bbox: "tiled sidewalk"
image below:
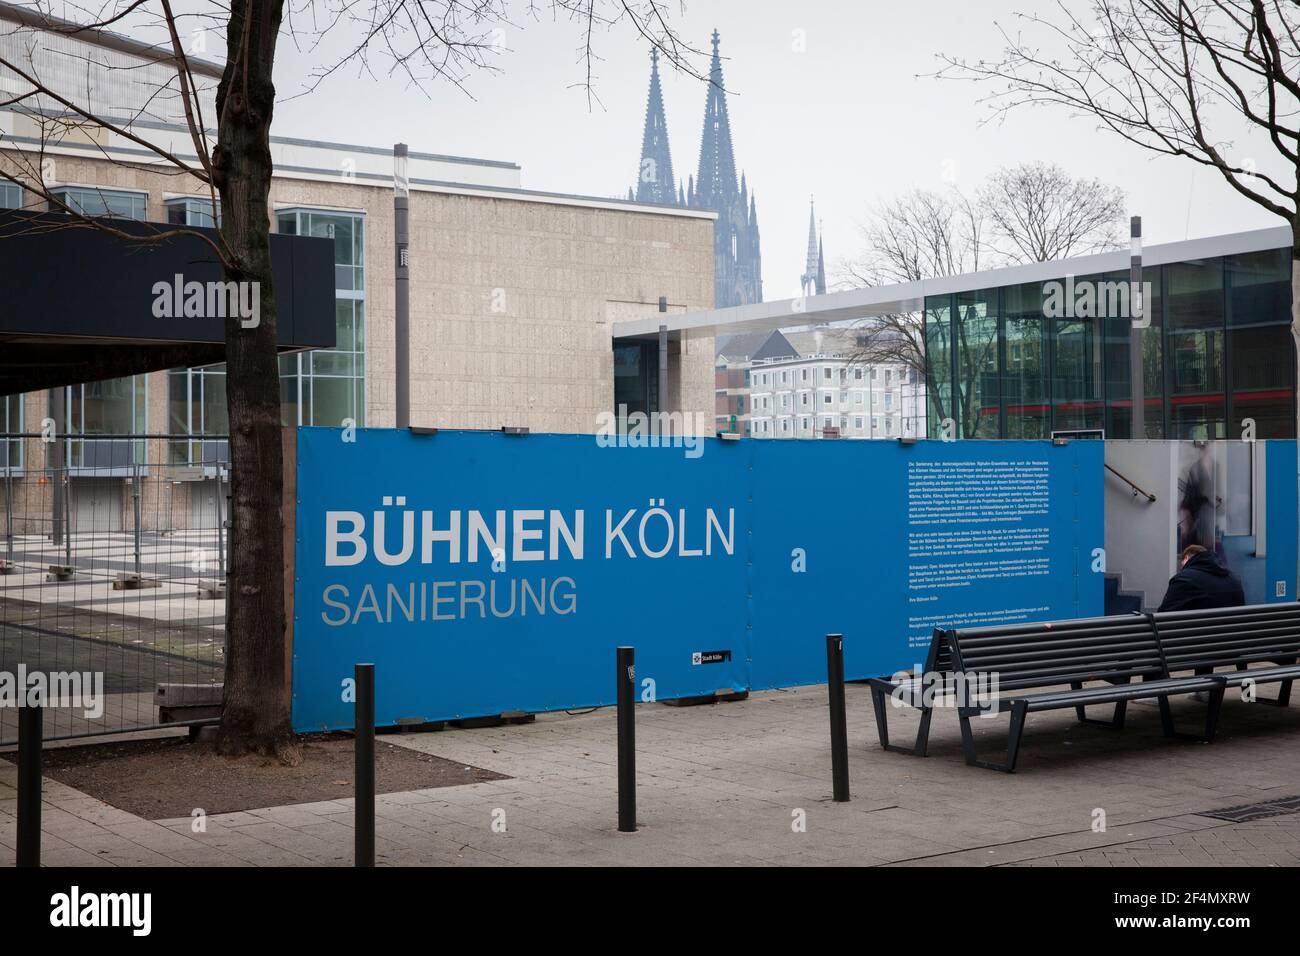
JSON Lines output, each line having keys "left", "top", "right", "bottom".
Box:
{"left": 3, "top": 682, "right": 1300, "bottom": 866}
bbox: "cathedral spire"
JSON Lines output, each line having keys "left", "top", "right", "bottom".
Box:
{"left": 801, "top": 199, "right": 825, "bottom": 297}
{"left": 634, "top": 48, "right": 677, "bottom": 204}
{"left": 817, "top": 232, "right": 827, "bottom": 295}
{"left": 695, "top": 30, "right": 739, "bottom": 210}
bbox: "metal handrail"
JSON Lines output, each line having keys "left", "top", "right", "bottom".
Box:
{"left": 1105, "top": 463, "right": 1157, "bottom": 502}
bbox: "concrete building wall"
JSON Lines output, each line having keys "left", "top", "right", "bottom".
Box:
{"left": 0, "top": 150, "right": 716, "bottom": 437}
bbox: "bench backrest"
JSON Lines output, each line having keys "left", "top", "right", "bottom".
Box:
{"left": 1152, "top": 602, "right": 1300, "bottom": 672}
{"left": 925, "top": 628, "right": 955, "bottom": 675}
{"left": 947, "top": 613, "right": 1165, "bottom": 691}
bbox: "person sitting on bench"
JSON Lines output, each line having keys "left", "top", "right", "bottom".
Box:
{"left": 1158, "top": 545, "right": 1245, "bottom": 612}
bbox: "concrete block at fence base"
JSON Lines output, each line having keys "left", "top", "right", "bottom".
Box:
{"left": 661, "top": 688, "right": 750, "bottom": 707}
{"left": 383, "top": 718, "right": 447, "bottom": 734}
{"left": 156, "top": 683, "right": 224, "bottom": 707}
{"left": 156, "top": 683, "right": 224, "bottom": 726}
{"left": 0, "top": 559, "right": 13, "bottom": 575}
{"left": 197, "top": 579, "right": 226, "bottom": 600}
{"left": 45, "top": 564, "right": 74, "bottom": 581}
{"left": 449, "top": 711, "right": 538, "bottom": 729}
{"left": 113, "top": 572, "right": 161, "bottom": 590}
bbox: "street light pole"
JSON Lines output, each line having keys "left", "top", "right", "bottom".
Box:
{"left": 1130, "top": 215, "right": 1145, "bottom": 438}
{"left": 394, "top": 143, "right": 411, "bottom": 430}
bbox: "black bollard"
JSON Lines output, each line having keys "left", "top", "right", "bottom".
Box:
{"left": 616, "top": 645, "right": 636, "bottom": 832}
{"left": 354, "top": 663, "right": 375, "bottom": 867}
{"left": 17, "top": 703, "right": 42, "bottom": 867}
{"left": 826, "top": 634, "right": 850, "bottom": 802}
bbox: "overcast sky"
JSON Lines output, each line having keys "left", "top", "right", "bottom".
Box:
{"left": 201, "top": 1, "right": 1297, "bottom": 300}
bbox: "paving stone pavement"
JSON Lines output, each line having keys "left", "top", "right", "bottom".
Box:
{"left": 3, "top": 682, "right": 1300, "bottom": 866}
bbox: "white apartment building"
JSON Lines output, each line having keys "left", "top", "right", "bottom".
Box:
{"left": 748, "top": 353, "right": 925, "bottom": 440}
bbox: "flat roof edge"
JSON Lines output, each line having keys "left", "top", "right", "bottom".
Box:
{"left": 615, "top": 224, "right": 1293, "bottom": 339}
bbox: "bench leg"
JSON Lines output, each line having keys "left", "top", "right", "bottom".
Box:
{"left": 1256, "top": 680, "right": 1293, "bottom": 707}
{"left": 1071, "top": 681, "right": 1128, "bottom": 729}
{"left": 1250, "top": 659, "right": 1295, "bottom": 706}
{"left": 958, "top": 701, "right": 1027, "bottom": 773}
{"left": 869, "top": 684, "right": 934, "bottom": 756}
{"left": 1158, "top": 687, "right": 1225, "bottom": 742}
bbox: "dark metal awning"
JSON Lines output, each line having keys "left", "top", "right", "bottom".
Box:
{"left": 0, "top": 209, "right": 336, "bottom": 394}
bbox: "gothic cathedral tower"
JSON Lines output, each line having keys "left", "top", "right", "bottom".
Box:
{"left": 630, "top": 32, "right": 763, "bottom": 308}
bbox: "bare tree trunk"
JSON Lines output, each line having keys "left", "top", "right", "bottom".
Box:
{"left": 213, "top": 0, "right": 296, "bottom": 761}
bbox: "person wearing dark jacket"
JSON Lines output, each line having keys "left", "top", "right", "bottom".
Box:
{"left": 1157, "top": 545, "right": 1246, "bottom": 612}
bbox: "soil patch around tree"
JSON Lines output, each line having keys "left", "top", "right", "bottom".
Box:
{"left": 3, "top": 733, "right": 508, "bottom": 819}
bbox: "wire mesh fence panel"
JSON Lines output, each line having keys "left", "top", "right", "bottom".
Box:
{"left": 0, "top": 434, "right": 228, "bottom": 744}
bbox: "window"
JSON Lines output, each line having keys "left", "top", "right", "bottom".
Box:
{"left": 823, "top": 368, "right": 832, "bottom": 380}
{"left": 854, "top": 417, "right": 863, "bottom": 430}
{"left": 276, "top": 209, "right": 367, "bottom": 427}
{"left": 957, "top": 290, "right": 1000, "bottom": 438}
{"left": 884, "top": 392, "right": 894, "bottom": 410}
{"left": 1002, "top": 283, "right": 1050, "bottom": 439}
{"left": 801, "top": 369, "right": 809, "bottom": 382}
{"left": 50, "top": 186, "right": 146, "bottom": 220}
{"left": 1166, "top": 259, "right": 1226, "bottom": 439}
{"left": 64, "top": 376, "right": 147, "bottom": 468}
{"left": 855, "top": 368, "right": 863, "bottom": 380}
{"left": 1227, "top": 249, "right": 1293, "bottom": 439}
{"left": 3, "top": 394, "right": 22, "bottom": 468}
{"left": 0, "top": 181, "right": 21, "bottom": 209}
{"left": 166, "top": 197, "right": 219, "bottom": 227}
{"left": 168, "top": 366, "right": 229, "bottom": 464}
{"left": 823, "top": 394, "right": 832, "bottom": 405}
{"left": 885, "top": 418, "right": 894, "bottom": 435}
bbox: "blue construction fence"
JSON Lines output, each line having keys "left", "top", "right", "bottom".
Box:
{"left": 287, "top": 429, "right": 1232, "bottom": 731}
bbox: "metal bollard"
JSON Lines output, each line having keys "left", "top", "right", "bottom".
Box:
{"left": 354, "top": 663, "right": 375, "bottom": 867}
{"left": 17, "top": 703, "right": 42, "bottom": 867}
{"left": 616, "top": 646, "right": 636, "bottom": 833}
{"left": 826, "top": 633, "right": 850, "bottom": 803}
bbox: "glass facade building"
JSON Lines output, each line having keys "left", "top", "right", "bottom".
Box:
{"left": 924, "top": 248, "right": 1295, "bottom": 440}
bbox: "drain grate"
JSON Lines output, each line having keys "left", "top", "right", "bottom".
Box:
{"left": 1198, "top": 794, "right": 1300, "bottom": 823}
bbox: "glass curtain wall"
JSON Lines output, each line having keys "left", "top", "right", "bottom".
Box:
{"left": 922, "top": 252, "right": 1294, "bottom": 438}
